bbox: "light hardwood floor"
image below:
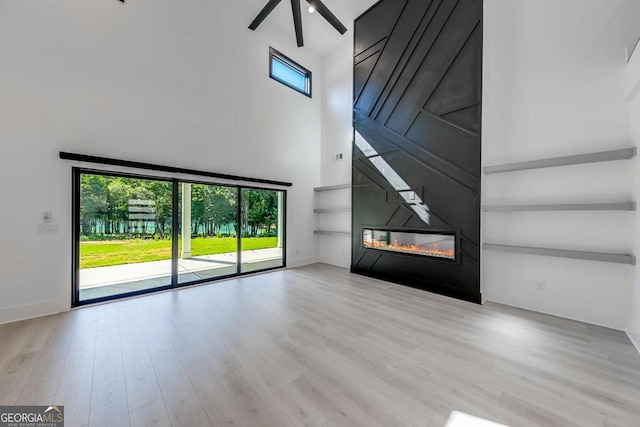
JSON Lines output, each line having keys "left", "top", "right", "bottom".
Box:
{"left": 1, "top": 263, "right": 640, "bottom": 427}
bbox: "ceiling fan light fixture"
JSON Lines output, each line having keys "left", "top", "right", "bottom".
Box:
{"left": 249, "top": 0, "right": 347, "bottom": 47}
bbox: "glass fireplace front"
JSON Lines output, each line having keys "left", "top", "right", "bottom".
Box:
{"left": 363, "top": 228, "right": 456, "bottom": 261}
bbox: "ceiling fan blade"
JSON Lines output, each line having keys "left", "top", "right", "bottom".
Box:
{"left": 306, "top": 0, "right": 347, "bottom": 35}
{"left": 249, "top": 0, "right": 283, "bottom": 31}
{"left": 291, "top": 0, "right": 304, "bottom": 47}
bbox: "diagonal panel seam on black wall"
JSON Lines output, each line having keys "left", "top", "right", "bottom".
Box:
{"left": 413, "top": 21, "right": 482, "bottom": 135}
{"left": 440, "top": 104, "right": 480, "bottom": 131}
{"left": 425, "top": 23, "right": 482, "bottom": 118}
{"left": 420, "top": 108, "right": 479, "bottom": 137}
{"left": 440, "top": 101, "right": 480, "bottom": 117}
{"left": 356, "top": 112, "right": 480, "bottom": 189}
{"left": 383, "top": 0, "right": 482, "bottom": 134}
{"left": 388, "top": 5, "right": 482, "bottom": 135}
{"left": 355, "top": 36, "right": 388, "bottom": 62}
{"left": 421, "top": 20, "right": 481, "bottom": 112}
{"left": 369, "top": 0, "right": 443, "bottom": 119}
{"left": 373, "top": 0, "right": 461, "bottom": 124}
{"left": 355, "top": 0, "right": 407, "bottom": 56}
{"left": 355, "top": 51, "right": 382, "bottom": 104}
{"left": 354, "top": 0, "right": 409, "bottom": 107}
{"left": 405, "top": 110, "right": 480, "bottom": 176}
{"left": 355, "top": 0, "right": 434, "bottom": 112}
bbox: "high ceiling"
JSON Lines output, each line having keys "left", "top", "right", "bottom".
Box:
{"left": 241, "top": 0, "right": 379, "bottom": 55}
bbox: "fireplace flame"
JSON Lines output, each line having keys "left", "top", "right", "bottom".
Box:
{"left": 364, "top": 239, "right": 455, "bottom": 259}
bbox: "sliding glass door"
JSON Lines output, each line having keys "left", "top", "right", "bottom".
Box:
{"left": 77, "top": 173, "right": 174, "bottom": 302}
{"left": 177, "top": 183, "right": 238, "bottom": 283}
{"left": 73, "top": 170, "right": 286, "bottom": 306}
{"left": 240, "top": 188, "right": 285, "bottom": 273}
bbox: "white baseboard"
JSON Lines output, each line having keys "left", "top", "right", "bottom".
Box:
{"left": 287, "top": 256, "right": 318, "bottom": 268}
{"left": 0, "top": 260, "right": 316, "bottom": 325}
{"left": 0, "top": 299, "right": 66, "bottom": 325}
{"left": 485, "top": 290, "right": 626, "bottom": 331}
{"left": 628, "top": 319, "right": 640, "bottom": 355}
{"left": 318, "top": 256, "right": 350, "bottom": 269}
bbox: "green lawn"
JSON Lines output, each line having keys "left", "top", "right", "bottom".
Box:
{"left": 80, "top": 237, "right": 278, "bottom": 269}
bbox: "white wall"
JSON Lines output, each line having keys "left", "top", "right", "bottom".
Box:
{"left": 317, "top": 38, "right": 353, "bottom": 268}
{"left": 320, "top": 38, "right": 354, "bottom": 187}
{"left": 629, "top": 35, "right": 640, "bottom": 349}
{"left": 483, "top": 0, "right": 640, "bottom": 330}
{"left": 0, "top": 0, "right": 322, "bottom": 323}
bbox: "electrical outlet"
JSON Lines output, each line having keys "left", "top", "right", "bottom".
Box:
{"left": 536, "top": 280, "right": 546, "bottom": 290}
{"left": 335, "top": 153, "right": 344, "bottom": 161}
{"left": 38, "top": 224, "right": 59, "bottom": 234}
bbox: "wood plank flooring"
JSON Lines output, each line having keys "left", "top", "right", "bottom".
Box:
{"left": 1, "top": 263, "right": 639, "bottom": 427}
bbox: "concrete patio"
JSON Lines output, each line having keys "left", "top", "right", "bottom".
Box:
{"left": 79, "top": 247, "right": 283, "bottom": 300}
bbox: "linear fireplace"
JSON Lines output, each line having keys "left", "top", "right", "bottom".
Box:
{"left": 363, "top": 228, "right": 457, "bottom": 262}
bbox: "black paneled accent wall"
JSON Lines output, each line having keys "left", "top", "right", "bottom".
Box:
{"left": 352, "top": 0, "right": 482, "bottom": 303}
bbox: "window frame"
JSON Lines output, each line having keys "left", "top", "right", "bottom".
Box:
{"left": 269, "top": 46, "right": 312, "bottom": 98}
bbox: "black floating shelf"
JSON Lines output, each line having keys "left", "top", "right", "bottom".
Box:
{"left": 483, "top": 243, "right": 635, "bottom": 265}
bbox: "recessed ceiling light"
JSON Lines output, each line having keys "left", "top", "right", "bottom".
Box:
{"left": 308, "top": 6, "right": 315, "bottom": 13}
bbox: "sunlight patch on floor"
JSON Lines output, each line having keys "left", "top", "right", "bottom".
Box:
{"left": 445, "top": 411, "right": 509, "bottom": 427}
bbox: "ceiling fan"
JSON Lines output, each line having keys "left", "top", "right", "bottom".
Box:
{"left": 249, "top": 0, "right": 347, "bottom": 48}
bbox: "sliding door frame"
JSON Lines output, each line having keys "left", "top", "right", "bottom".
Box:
{"left": 72, "top": 168, "right": 81, "bottom": 307}
{"left": 171, "top": 180, "right": 180, "bottom": 285}
{"left": 237, "top": 187, "right": 243, "bottom": 275}
{"left": 71, "top": 167, "right": 287, "bottom": 307}
{"left": 239, "top": 185, "right": 288, "bottom": 273}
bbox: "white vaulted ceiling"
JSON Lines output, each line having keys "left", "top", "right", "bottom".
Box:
{"left": 240, "top": 0, "right": 379, "bottom": 55}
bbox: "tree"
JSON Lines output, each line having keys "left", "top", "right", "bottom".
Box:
{"left": 80, "top": 174, "right": 108, "bottom": 235}
{"left": 145, "top": 180, "right": 172, "bottom": 239}
{"left": 79, "top": 174, "right": 278, "bottom": 241}
{"left": 241, "top": 189, "right": 278, "bottom": 237}
{"left": 106, "top": 178, "right": 131, "bottom": 234}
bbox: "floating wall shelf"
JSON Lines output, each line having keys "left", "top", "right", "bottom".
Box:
{"left": 483, "top": 243, "right": 636, "bottom": 265}
{"left": 314, "top": 184, "right": 351, "bottom": 192}
{"left": 314, "top": 230, "right": 351, "bottom": 236}
{"left": 314, "top": 207, "right": 351, "bottom": 213}
{"left": 483, "top": 202, "right": 636, "bottom": 212}
{"left": 483, "top": 147, "right": 636, "bottom": 174}
{"left": 314, "top": 185, "right": 351, "bottom": 237}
